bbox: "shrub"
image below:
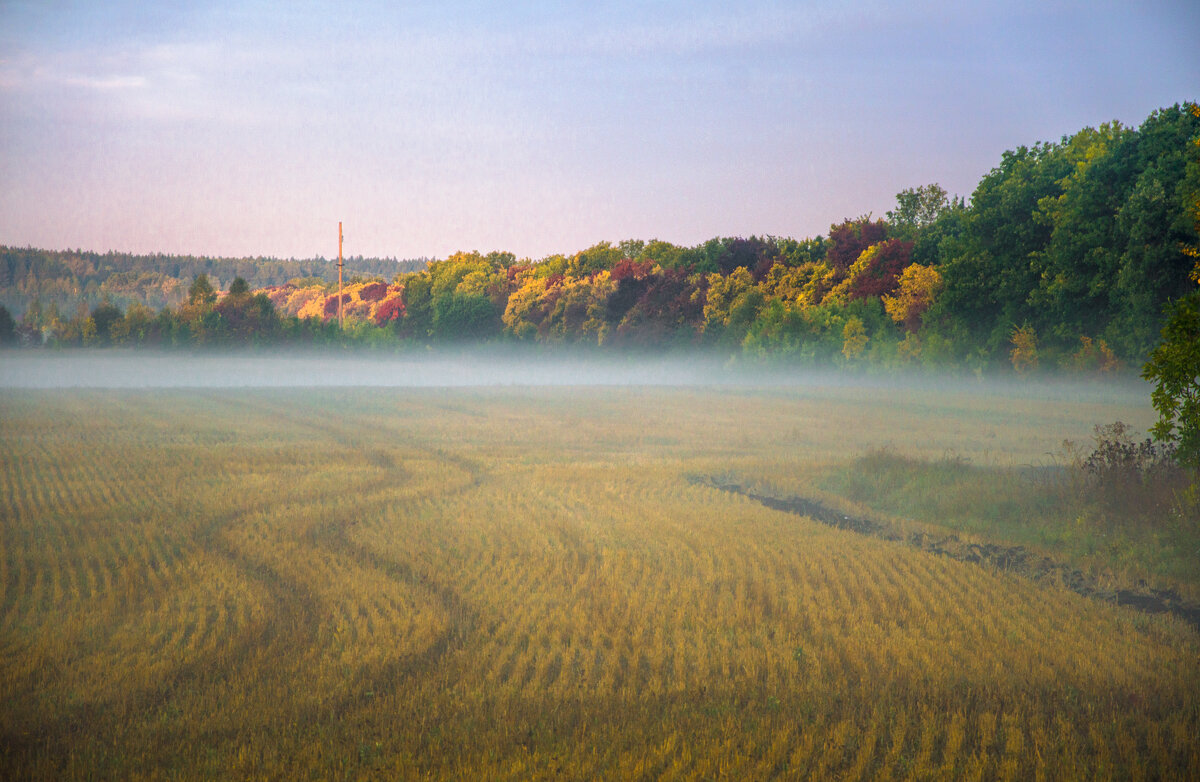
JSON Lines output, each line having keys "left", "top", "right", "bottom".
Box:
{"left": 1010, "top": 324, "right": 1039, "bottom": 374}
{"left": 1063, "top": 336, "right": 1122, "bottom": 374}
{"left": 1079, "top": 421, "right": 1188, "bottom": 525}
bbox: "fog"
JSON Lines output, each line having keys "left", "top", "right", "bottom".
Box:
{"left": 1, "top": 350, "right": 748, "bottom": 390}
{"left": 0, "top": 349, "right": 1151, "bottom": 403}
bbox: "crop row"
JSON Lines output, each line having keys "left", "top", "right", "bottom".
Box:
{"left": 0, "top": 388, "right": 1195, "bottom": 779}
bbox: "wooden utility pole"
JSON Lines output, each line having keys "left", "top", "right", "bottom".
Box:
{"left": 338, "top": 221, "right": 344, "bottom": 329}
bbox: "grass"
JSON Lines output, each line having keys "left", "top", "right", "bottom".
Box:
{"left": 814, "top": 445, "right": 1200, "bottom": 589}
{"left": 1, "top": 381, "right": 1197, "bottom": 779}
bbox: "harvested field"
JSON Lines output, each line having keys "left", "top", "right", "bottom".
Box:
{"left": 1, "top": 382, "right": 1196, "bottom": 779}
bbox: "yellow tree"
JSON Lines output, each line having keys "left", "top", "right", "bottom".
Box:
{"left": 1010, "top": 325, "right": 1039, "bottom": 374}
{"left": 502, "top": 277, "right": 547, "bottom": 340}
{"left": 883, "top": 264, "right": 942, "bottom": 332}
{"left": 842, "top": 316, "right": 868, "bottom": 362}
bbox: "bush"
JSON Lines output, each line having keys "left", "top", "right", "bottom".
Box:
{"left": 1078, "top": 422, "right": 1188, "bottom": 525}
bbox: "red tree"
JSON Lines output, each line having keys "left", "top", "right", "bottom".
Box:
{"left": 323, "top": 293, "right": 352, "bottom": 318}
{"left": 610, "top": 259, "right": 653, "bottom": 282}
{"left": 373, "top": 295, "right": 405, "bottom": 325}
{"left": 827, "top": 218, "right": 888, "bottom": 271}
{"left": 848, "top": 239, "right": 913, "bottom": 300}
{"left": 359, "top": 281, "right": 388, "bottom": 302}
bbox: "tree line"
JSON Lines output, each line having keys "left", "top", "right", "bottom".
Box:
{"left": 2, "top": 103, "right": 1197, "bottom": 377}
{"left": 0, "top": 246, "right": 428, "bottom": 316}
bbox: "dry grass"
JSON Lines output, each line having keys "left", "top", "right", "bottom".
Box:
{"left": 1, "top": 382, "right": 1195, "bottom": 779}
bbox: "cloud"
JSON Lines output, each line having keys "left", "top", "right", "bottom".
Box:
{"left": 0, "top": 50, "right": 149, "bottom": 97}
{"left": 58, "top": 73, "right": 148, "bottom": 91}
{"left": 0, "top": 38, "right": 286, "bottom": 125}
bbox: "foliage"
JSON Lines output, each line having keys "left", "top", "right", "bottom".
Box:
{"left": 1143, "top": 291, "right": 1200, "bottom": 466}
{"left": 826, "top": 217, "right": 888, "bottom": 272}
{"left": 1010, "top": 324, "right": 1039, "bottom": 374}
{"left": 840, "top": 316, "right": 868, "bottom": 362}
{"left": 432, "top": 292, "right": 497, "bottom": 341}
{"left": 372, "top": 294, "right": 405, "bottom": 326}
{"left": 883, "top": 263, "right": 942, "bottom": 332}
{"left": 90, "top": 301, "right": 123, "bottom": 340}
{"left": 227, "top": 276, "right": 250, "bottom": 298}
{"left": 0, "top": 303, "right": 15, "bottom": 344}
{"left": 886, "top": 183, "right": 952, "bottom": 240}
{"left": 187, "top": 273, "right": 217, "bottom": 306}
{"left": 842, "top": 239, "right": 913, "bottom": 300}
{"left": 1062, "top": 335, "right": 1122, "bottom": 374}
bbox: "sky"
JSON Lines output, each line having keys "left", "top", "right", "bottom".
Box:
{"left": 0, "top": 1, "right": 1197, "bottom": 262}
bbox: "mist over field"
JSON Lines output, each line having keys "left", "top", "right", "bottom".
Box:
{"left": 0, "top": 348, "right": 1152, "bottom": 402}
{"left": 0, "top": 349, "right": 734, "bottom": 389}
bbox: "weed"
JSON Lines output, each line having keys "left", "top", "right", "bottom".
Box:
{"left": 1080, "top": 421, "right": 1189, "bottom": 526}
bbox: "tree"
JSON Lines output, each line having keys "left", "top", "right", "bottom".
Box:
{"left": 0, "top": 303, "right": 15, "bottom": 345}
{"left": 843, "top": 239, "right": 913, "bottom": 300}
{"left": 883, "top": 264, "right": 943, "bottom": 332}
{"left": 1010, "top": 324, "right": 1039, "bottom": 374}
{"left": 90, "top": 301, "right": 123, "bottom": 344}
{"left": 1141, "top": 102, "right": 1200, "bottom": 469}
{"left": 398, "top": 272, "right": 433, "bottom": 339}
{"left": 432, "top": 292, "right": 496, "bottom": 341}
{"left": 931, "top": 141, "right": 1073, "bottom": 359}
{"left": 188, "top": 274, "right": 217, "bottom": 306}
{"left": 841, "top": 316, "right": 868, "bottom": 363}
{"left": 1143, "top": 291, "right": 1200, "bottom": 467}
{"left": 826, "top": 218, "right": 888, "bottom": 272}
{"left": 886, "top": 184, "right": 952, "bottom": 240}
{"left": 228, "top": 277, "right": 250, "bottom": 298}
{"left": 703, "top": 267, "right": 757, "bottom": 344}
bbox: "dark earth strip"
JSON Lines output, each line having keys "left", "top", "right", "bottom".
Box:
{"left": 693, "top": 475, "right": 1200, "bottom": 633}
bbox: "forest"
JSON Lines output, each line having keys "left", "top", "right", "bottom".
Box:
{"left": 1, "top": 103, "right": 1197, "bottom": 375}
{"left": 0, "top": 248, "right": 428, "bottom": 315}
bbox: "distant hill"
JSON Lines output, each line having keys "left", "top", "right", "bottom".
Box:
{"left": 0, "top": 246, "right": 429, "bottom": 315}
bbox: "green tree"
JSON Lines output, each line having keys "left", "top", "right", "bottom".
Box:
{"left": 1143, "top": 291, "right": 1200, "bottom": 467}
{"left": 1029, "top": 107, "right": 1199, "bottom": 359}
{"left": 188, "top": 274, "right": 217, "bottom": 306}
{"left": 398, "top": 272, "right": 433, "bottom": 339}
{"left": 886, "top": 184, "right": 952, "bottom": 240}
{"left": 932, "top": 141, "right": 1072, "bottom": 359}
{"left": 228, "top": 277, "right": 250, "bottom": 298}
{"left": 0, "top": 303, "right": 15, "bottom": 345}
{"left": 432, "top": 292, "right": 496, "bottom": 341}
{"left": 90, "top": 301, "right": 123, "bottom": 344}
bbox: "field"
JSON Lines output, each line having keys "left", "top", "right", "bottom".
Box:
{"left": 1, "top": 379, "right": 1198, "bottom": 779}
